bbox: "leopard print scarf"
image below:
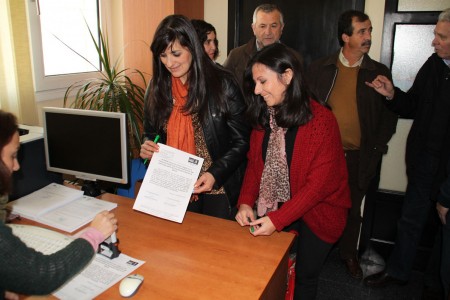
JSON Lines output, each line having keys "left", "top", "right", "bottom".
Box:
{"left": 256, "top": 108, "right": 290, "bottom": 216}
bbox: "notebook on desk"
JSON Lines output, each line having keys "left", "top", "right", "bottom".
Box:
{"left": 7, "top": 183, "right": 117, "bottom": 232}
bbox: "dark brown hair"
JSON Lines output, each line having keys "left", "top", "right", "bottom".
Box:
{"left": 243, "top": 43, "right": 312, "bottom": 129}
{"left": 145, "top": 15, "right": 232, "bottom": 132}
{"left": 0, "top": 110, "right": 18, "bottom": 195}
{"left": 191, "top": 19, "right": 219, "bottom": 60}
{"left": 338, "top": 10, "right": 370, "bottom": 47}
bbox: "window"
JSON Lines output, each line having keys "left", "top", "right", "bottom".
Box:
{"left": 26, "top": 0, "right": 108, "bottom": 101}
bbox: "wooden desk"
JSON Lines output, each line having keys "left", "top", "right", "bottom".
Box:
{"left": 16, "top": 193, "right": 294, "bottom": 299}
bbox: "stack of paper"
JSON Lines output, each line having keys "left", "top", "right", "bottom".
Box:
{"left": 7, "top": 183, "right": 117, "bottom": 232}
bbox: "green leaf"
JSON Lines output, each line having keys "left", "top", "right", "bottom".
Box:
{"left": 62, "top": 21, "right": 148, "bottom": 156}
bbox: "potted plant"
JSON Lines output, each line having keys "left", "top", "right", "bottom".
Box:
{"left": 62, "top": 25, "right": 147, "bottom": 157}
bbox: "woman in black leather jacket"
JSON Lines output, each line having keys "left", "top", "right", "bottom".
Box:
{"left": 140, "top": 15, "right": 250, "bottom": 220}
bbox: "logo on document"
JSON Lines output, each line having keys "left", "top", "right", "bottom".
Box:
{"left": 188, "top": 157, "right": 199, "bottom": 165}
{"left": 126, "top": 260, "right": 139, "bottom": 266}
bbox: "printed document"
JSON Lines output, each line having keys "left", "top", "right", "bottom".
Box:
{"left": 7, "top": 183, "right": 82, "bottom": 218}
{"left": 10, "top": 224, "right": 145, "bottom": 300}
{"left": 133, "top": 143, "right": 203, "bottom": 223}
{"left": 53, "top": 253, "right": 145, "bottom": 300}
{"left": 38, "top": 196, "right": 117, "bottom": 232}
{"left": 7, "top": 183, "right": 117, "bottom": 232}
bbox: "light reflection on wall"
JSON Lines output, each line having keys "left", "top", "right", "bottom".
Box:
{"left": 398, "top": 0, "right": 450, "bottom": 12}
{"left": 391, "top": 24, "right": 435, "bottom": 91}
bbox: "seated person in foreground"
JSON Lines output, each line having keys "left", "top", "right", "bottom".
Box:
{"left": 0, "top": 109, "right": 117, "bottom": 299}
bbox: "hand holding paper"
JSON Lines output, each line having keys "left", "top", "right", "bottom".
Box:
{"left": 193, "top": 172, "right": 215, "bottom": 194}
{"left": 133, "top": 143, "right": 204, "bottom": 223}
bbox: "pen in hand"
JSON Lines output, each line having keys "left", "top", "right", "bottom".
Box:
{"left": 143, "top": 135, "right": 160, "bottom": 165}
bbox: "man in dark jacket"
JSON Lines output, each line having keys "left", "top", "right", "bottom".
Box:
{"left": 437, "top": 159, "right": 450, "bottom": 299}
{"left": 364, "top": 8, "right": 450, "bottom": 290}
{"left": 306, "top": 10, "right": 398, "bottom": 279}
{"left": 223, "top": 3, "right": 302, "bottom": 89}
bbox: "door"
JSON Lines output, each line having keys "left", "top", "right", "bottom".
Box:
{"left": 227, "top": 0, "right": 365, "bottom": 67}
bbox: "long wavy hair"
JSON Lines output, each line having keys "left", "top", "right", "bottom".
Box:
{"left": 145, "top": 15, "right": 229, "bottom": 132}
{"left": 243, "top": 43, "right": 312, "bottom": 129}
{"left": 0, "top": 110, "right": 18, "bottom": 195}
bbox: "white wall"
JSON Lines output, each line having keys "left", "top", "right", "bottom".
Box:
{"left": 204, "top": 0, "right": 228, "bottom": 65}
{"left": 365, "top": 0, "right": 385, "bottom": 61}
{"left": 366, "top": 0, "right": 409, "bottom": 192}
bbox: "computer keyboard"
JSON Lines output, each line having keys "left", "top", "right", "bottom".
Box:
{"left": 7, "top": 224, "right": 74, "bottom": 255}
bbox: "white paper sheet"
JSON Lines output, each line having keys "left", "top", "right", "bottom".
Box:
{"left": 7, "top": 183, "right": 117, "bottom": 232}
{"left": 7, "top": 183, "right": 83, "bottom": 219}
{"left": 10, "top": 224, "right": 145, "bottom": 300}
{"left": 53, "top": 253, "right": 145, "bottom": 300}
{"left": 37, "top": 196, "right": 117, "bottom": 232}
{"left": 133, "top": 143, "right": 204, "bottom": 223}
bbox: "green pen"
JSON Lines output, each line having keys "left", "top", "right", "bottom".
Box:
{"left": 143, "top": 135, "right": 160, "bottom": 165}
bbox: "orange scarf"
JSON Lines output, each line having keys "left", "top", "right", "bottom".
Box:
{"left": 166, "top": 77, "right": 196, "bottom": 155}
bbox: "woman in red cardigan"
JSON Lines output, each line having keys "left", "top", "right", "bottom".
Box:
{"left": 236, "top": 43, "right": 351, "bottom": 300}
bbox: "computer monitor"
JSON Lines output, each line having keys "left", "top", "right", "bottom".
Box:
{"left": 42, "top": 107, "right": 129, "bottom": 195}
